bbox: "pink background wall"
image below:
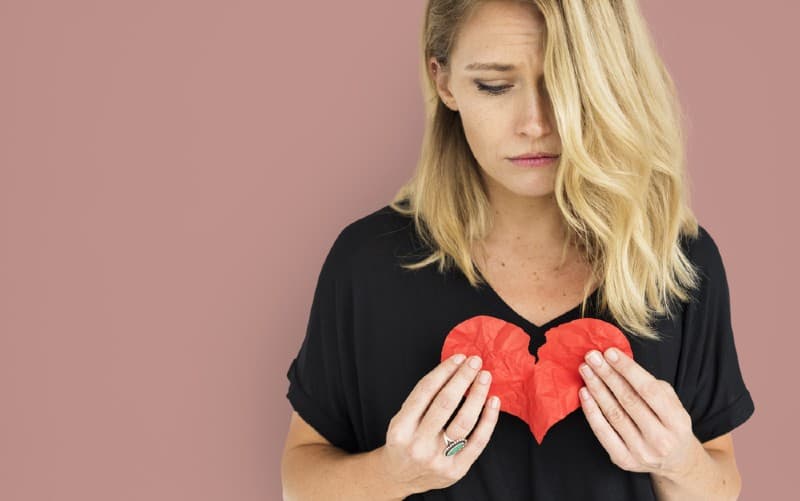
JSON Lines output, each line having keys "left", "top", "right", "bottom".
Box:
{"left": 1, "top": 1, "right": 796, "bottom": 499}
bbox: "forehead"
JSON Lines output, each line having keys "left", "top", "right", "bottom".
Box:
{"left": 451, "top": 2, "right": 546, "bottom": 65}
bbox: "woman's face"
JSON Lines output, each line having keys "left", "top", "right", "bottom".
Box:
{"left": 431, "top": 1, "right": 562, "bottom": 201}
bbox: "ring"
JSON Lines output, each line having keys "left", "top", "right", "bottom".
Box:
{"left": 442, "top": 431, "right": 467, "bottom": 456}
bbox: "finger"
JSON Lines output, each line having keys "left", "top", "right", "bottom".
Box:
{"left": 444, "top": 369, "right": 492, "bottom": 442}
{"left": 579, "top": 361, "right": 648, "bottom": 452}
{"left": 585, "top": 350, "right": 665, "bottom": 440}
{"left": 602, "top": 348, "right": 680, "bottom": 428}
{"left": 418, "top": 355, "right": 484, "bottom": 438}
{"left": 449, "top": 393, "right": 501, "bottom": 473}
{"left": 578, "top": 384, "right": 633, "bottom": 466}
{"left": 393, "top": 353, "right": 468, "bottom": 434}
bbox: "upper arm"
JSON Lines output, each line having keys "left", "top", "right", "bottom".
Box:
{"left": 281, "top": 412, "right": 338, "bottom": 498}
{"left": 702, "top": 432, "right": 741, "bottom": 494}
{"left": 702, "top": 431, "right": 734, "bottom": 454}
{"left": 283, "top": 410, "right": 335, "bottom": 454}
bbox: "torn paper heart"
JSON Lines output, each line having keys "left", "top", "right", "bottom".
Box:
{"left": 440, "top": 316, "right": 633, "bottom": 444}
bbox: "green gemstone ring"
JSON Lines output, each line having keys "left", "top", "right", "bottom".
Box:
{"left": 443, "top": 432, "right": 467, "bottom": 456}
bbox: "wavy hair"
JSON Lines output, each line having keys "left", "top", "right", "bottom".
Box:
{"left": 389, "top": 0, "right": 701, "bottom": 340}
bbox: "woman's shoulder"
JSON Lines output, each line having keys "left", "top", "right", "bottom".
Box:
{"left": 677, "top": 223, "right": 732, "bottom": 306}
{"left": 680, "top": 223, "right": 726, "bottom": 276}
{"left": 339, "top": 204, "right": 414, "bottom": 244}
{"left": 333, "top": 204, "right": 414, "bottom": 252}
{"left": 322, "top": 204, "right": 416, "bottom": 276}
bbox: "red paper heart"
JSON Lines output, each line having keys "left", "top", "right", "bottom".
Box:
{"left": 441, "top": 316, "right": 633, "bottom": 444}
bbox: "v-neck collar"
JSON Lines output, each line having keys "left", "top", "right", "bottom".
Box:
{"left": 478, "top": 279, "right": 601, "bottom": 333}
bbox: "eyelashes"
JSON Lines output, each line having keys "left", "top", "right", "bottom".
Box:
{"left": 475, "top": 82, "right": 512, "bottom": 96}
{"left": 474, "top": 81, "right": 550, "bottom": 98}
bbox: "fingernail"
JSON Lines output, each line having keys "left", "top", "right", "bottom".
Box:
{"left": 453, "top": 354, "right": 466, "bottom": 364}
{"left": 468, "top": 356, "right": 482, "bottom": 369}
{"left": 605, "top": 348, "right": 618, "bottom": 362}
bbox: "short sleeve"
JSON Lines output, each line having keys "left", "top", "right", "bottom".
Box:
{"left": 676, "top": 226, "right": 755, "bottom": 444}
{"left": 285, "top": 228, "right": 359, "bottom": 453}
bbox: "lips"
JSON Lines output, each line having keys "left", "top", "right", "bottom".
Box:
{"left": 511, "top": 154, "right": 559, "bottom": 160}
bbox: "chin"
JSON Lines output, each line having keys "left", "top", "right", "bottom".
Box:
{"left": 480, "top": 168, "right": 556, "bottom": 199}
{"left": 498, "top": 182, "right": 555, "bottom": 199}
{"left": 506, "top": 177, "right": 556, "bottom": 198}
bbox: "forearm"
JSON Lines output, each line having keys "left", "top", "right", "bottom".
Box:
{"left": 650, "top": 444, "right": 741, "bottom": 501}
{"left": 282, "top": 444, "right": 411, "bottom": 501}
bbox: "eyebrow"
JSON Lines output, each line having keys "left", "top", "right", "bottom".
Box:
{"left": 464, "top": 62, "right": 518, "bottom": 72}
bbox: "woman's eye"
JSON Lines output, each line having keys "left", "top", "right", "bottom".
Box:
{"left": 475, "top": 82, "right": 511, "bottom": 96}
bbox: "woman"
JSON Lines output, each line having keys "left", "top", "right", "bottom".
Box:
{"left": 281, "top": 1, "right": 755, "bottom": 499}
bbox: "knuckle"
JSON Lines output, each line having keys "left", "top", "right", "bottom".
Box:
{"left": 428, "top": 458, "right": 449, "bottom": 477}
{"left": 385, "top": 426, "right": 399, "bottom": 443}
{"left": 658, "top": 379, "right": 675, "bottom": 394}
{"left": 619, "top": 390, "right": 640, "bottom": 409}
{"left": 680, "top": 410, "right": 693, "bottom": 430}
{"left": 642, "top": 379, "right": 664, "bottom": 399}
{"left": 407, "top": 441, "right": 430, "bottom": 463}
{"left": 403, "top": 394, "right": 423, "bottom": 412}
{"left": 454, "top": 457, "right": 472, "bottom": 475}
{"left": 469, "top": 433, "right": 487, "bottom": 450}
{"left": 640, "top": 452, "right": 662, "bottom": 470}
{"left": 624, "top": 459, "right": 642, "bottom": 472}
{"left": 605, "top": 405, "right": 627, "bottom": 424}
{"left": 427, "top": 455, "right": 443, "bottom": 471}
{"left": 448, "top": 419, "right": 471, "bottom": 439}
{"left": 470, "top": 373, "right": 489, "bottom": 393}
{"left": 455, "top": 369, "right": 476, "bottom": 386}
{"left": 653, "top": 435, "right": 674, "bottom": 456}
{"left": 435, "top": 391, "right": 458, "bottom": 411}
{"left": 442, "top": 464, "right": 463, "bottom": 482}
{"left": 615, "top": 454, "right": 638, "bottom": 472}
{"left": 417, "top": 379, "right": 438, "bottom": 397}
{"left": 386, "top": 426, "right": 408, "bottom": 447}
{"left": 608, "top": 452, "right": 626, "bottom": 469}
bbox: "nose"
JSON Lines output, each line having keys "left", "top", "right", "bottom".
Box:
{"left": 515, "top": 89, "right": 555, "bottom": 138}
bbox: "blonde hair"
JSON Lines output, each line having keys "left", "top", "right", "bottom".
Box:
{"left": 390, "top": 0, "right": 701, "bottom": 341}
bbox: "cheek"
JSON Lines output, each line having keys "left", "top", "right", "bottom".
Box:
{"left": 460, "top": 110, "right": 504, "bottom": 162}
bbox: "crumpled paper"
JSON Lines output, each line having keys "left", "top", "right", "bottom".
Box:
{"left": 441, "top": 316, "right": 633, "bottom": 444}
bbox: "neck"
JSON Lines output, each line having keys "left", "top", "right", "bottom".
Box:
{"left": 481, "top": 193, "right": 571, "bottom": 256}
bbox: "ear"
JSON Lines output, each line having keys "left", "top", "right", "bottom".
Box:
{"left": 428, "top": 57, "right": 458, "bottom": 112}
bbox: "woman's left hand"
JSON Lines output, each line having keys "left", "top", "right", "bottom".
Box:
{"left": 577, "top": 347, "right": 702, "bottom": 480}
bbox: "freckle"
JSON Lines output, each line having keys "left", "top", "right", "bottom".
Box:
{"left": 500, "top": 261, "right": 505, "bottom": 267}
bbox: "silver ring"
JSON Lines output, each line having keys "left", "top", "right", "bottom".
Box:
{"left": 442, "top": 431, "right": 467, "bottom": 456}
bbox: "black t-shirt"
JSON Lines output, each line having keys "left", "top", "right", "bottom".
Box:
{"left": 285, "top": 204, "right": 755, "bottom": 500}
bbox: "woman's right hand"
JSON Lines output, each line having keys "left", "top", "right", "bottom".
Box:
{"left": 378, "top": 353, "right": 500, "bottom": 495}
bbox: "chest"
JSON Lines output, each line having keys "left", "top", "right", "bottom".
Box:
{"left": 478, "top": 248, "right": 597, "bottom": 328}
